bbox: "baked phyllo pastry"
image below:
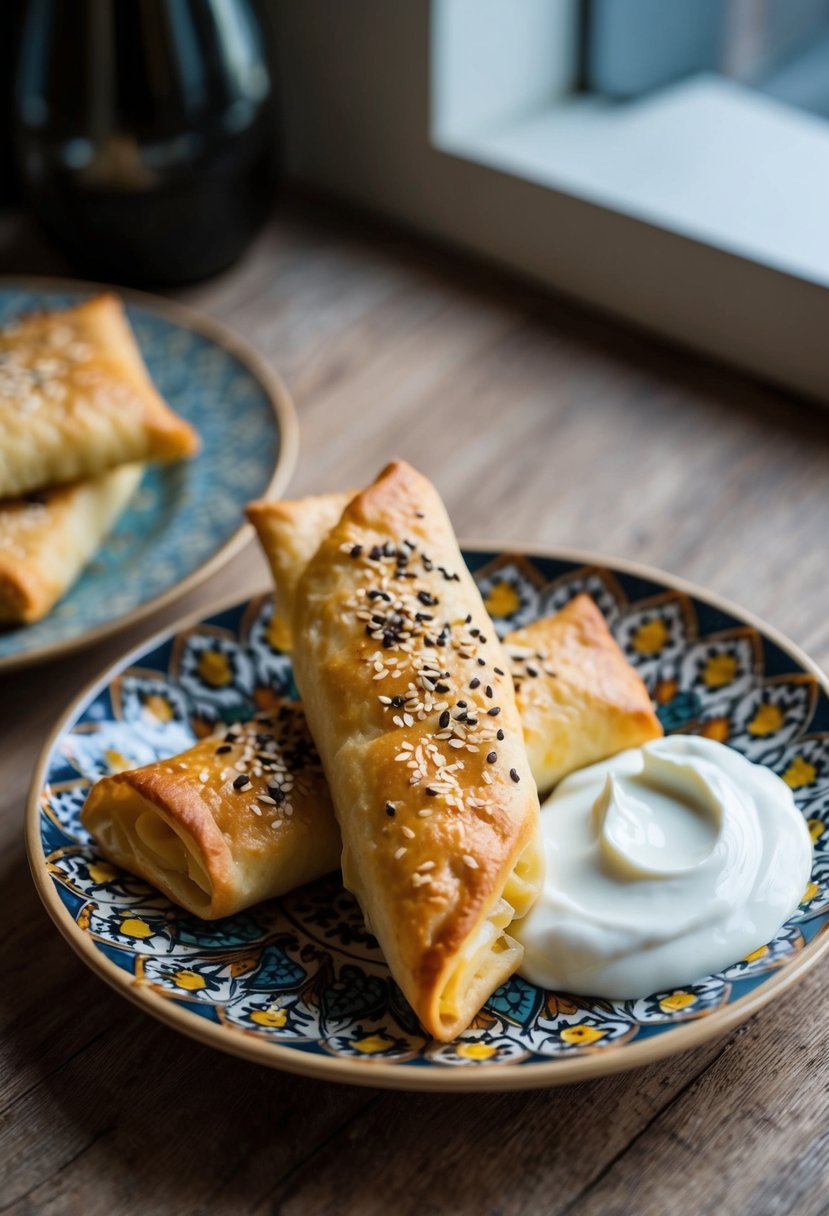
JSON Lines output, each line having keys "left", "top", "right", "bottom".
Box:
{"left": 249, "top": 490, "right": 353, "bottom": 652}
{"left": 251, "top": 461, "right": 543, "bottom": 1042}
{"left": 0, "top": 464, "right": 143, "bottom": 624}
{"left": 508, "top": 593, "right": 662, "bottom": 794}
{"left": 0, "top": 294, "right": 199, "bottom": 500}
{"left": 81, "top": 702, "right": 341, "bottom": 919}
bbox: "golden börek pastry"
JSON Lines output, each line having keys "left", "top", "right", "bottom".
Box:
{"left": 82, "top": 702, "right": 341, "bottom": 919}
{"left": 0, "top": 464, "right": 143, "bottom": 624}
{"left": 0, "top": 294, "right": 198, "bottom": 499}
{"left": 507, "top": 593, "right": 662, "bottom": 794}
{"left": 264, "top": 461, "right": 543, "bottom": 1041}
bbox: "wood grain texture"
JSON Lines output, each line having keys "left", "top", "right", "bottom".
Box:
{"left": 1, "top": 200, "right": 828, "bottom": 1216}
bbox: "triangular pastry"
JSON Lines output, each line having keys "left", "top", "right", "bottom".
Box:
{"left": 0, "top": 294, "right": 198, "bottom": 499}
{"left": 0, "top": 464, "right": 143, "bottom": 623}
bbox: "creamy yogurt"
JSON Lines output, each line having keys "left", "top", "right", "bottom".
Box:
{"left": 516, "top": 735, "right": 812, "bottom": 998}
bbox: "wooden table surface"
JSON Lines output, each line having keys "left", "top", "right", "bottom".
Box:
{"left": 2, "top": 202, "right": 828, "bottom": 1216}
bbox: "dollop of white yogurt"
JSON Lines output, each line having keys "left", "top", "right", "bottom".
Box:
{"left": 516, "top": 735, "right": 812, "bottom": 999}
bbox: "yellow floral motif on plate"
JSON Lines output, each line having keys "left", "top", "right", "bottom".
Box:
{"left": 659, "top": 992, "right": 697, "bottom": 1013}
{"left": 703, "top": 653, "right": 738, "bottom": 688}
{"left": 120, "top": 917, "right": 153, "bottom": 939}
{"left": 784, "top": 756, "right": 817, "bottom": 790}
{"left": 484, "top": 581, "right": 522, "bottom": 619}
{"left": 197, "top": 649, "right": 233, "bottom": 687}
{"left": 748, "top": 703, "right": 784, "bottom": 736}
{"left": 456, "top": 1042, "right": 497, "bottom": 1061}
{"left": 173, "top": 969, "right": 206, "bottom": 991}
{"left": 632, "top": 618, "right": 669, "bottom": 656}
{"left": 561, "top": 1025, "right": 604, "bottom": 1046}
{"left": 353, "top": 1034, "right": 396, "bottom": 1054}
{"left": 251, "top": 1009, "right": 287, "bottom": 1028}
{"left": 88, "top": 861, "right": 117, "bottom": 884}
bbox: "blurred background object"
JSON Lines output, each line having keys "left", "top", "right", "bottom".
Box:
{"left": 12, "top": 0, "right": 278, "bottom": 286}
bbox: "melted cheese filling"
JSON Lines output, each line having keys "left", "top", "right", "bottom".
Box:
{"left": 436, "top": 834, "right": 544, "bottom": 1033}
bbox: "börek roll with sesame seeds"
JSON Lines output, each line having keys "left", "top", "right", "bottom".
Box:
{"left": 254, "top": 460, "right": 544, "bottom": 1042}
{"left": 81, "top": 701, "right": 342, "bottom": 919}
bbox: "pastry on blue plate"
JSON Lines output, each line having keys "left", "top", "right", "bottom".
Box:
{"left": 0, "top": 293, "right": 198, "bottom": 500}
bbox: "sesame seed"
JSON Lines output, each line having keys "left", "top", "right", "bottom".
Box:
{"left": 418, "top": 860, "right": 436, "bottom": 872}
{"left": 394, "top": 846, "right": 407, "bottom": 860}
{"left": 402, "top": 826, "right": 415, "bottom": 838}
{"left": 482, "top": 771, "right": 492, "bottom": 785}
{"left": 462, "top": 855, "right": 478, "bottom": 870}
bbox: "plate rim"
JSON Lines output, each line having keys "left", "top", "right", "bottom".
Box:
{"left": 25, "top": 542, "right": 829, "bottom": 1092}
{"left": 0, "top": 274, "right": 299, "bottom": 674}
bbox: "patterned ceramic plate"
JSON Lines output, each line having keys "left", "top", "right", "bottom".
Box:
{"left": 27, "top": 548, "right": 829, "bottom": 1091}
{"left": 0, "top": 278, "right": 297, "bottom": 672}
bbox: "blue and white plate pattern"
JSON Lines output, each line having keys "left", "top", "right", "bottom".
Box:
{"left": 31, "top": 552, "right": 829, "bottom": 1087}
{"left": 0, "top": 282, "right": 295, "bottom": 668}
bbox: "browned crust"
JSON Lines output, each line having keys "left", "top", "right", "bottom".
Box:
{"left": 290, "top": 460, "right": 541, "bottom": 1039}
{"left": 82, "top": 768, "right": 235, "bottom": 917}
{"left": 510, "top": 593, "right": 662, "bottom": 793}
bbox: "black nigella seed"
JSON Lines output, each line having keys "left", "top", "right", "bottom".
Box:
{"left": 477, "top": 657, "right": 486, "bottom": 666}
{"left": 457, "top": 700, "right": 467, "bottom": 708}
{"left": 487, "top": 751, "right": 497, "bottom": 764}
{"left": 418, "top": 590, "right": 435, "bottom": 605}
{"left": 216, "top": 744, "right": 232, "bottom": 754}
{"left": 369, "top": 545, "right": 382, "bottom": 561}
{"left": 488, "top": 707, "right": 501, "bottom": 717}
{"left": 510, "top": 768, "right": 520, "bottom": 783}
{"left": 435, "top": 683, "right": 449, "bottom": 694}
{"left": 425, "top": 787, "right": 438, "bottom": 797}
{"left": 497, "top": 728, "right": 505, "bottom": 740}
{"left": 391, "top": 695, "right": 406, "bottom": 708}
{"left": 385, "top": 803, "right": 396, "bottom": 817}
{"left": 439, "top": 710, "right": 450, "bottom": 728}
{"left": 527, "top": 665, "right": 539, "bottom": 678}
{"left": 479, "top": 635, "right": 487, "bottom": 644}
{"left": 485, "top": 685, "right": 493, "bottom": 698}
{"left": 350, "top": 544, "right": 363, "bottom": 558}
{"left": 469, "top": 677, "right": 480, "bottom": 689}
{"left": 233, "top": 774, "right": 250, "bottom": 790}
{"left": 470, "top": 628, "right": 480, "bottom": 638}
{"left": 494, "top": 667, "right": 504, "bottom": 676}
{"left": 383, "top": 541, "right": 395, "bottom": 557}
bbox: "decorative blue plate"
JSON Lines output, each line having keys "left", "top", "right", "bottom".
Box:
{"left": 28, "top": 549, "right": 829, "bottom": 1091}
{"left": 0, "top": 279, "right": 297, "bottom": 672}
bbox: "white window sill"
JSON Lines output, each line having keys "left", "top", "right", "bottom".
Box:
{"left": 437, "top": 74, "right": 829, "bottom": 290}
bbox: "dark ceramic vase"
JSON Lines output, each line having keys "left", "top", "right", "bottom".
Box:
{"left": 14, "top": 0, "right": 278, "bottom": 286}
